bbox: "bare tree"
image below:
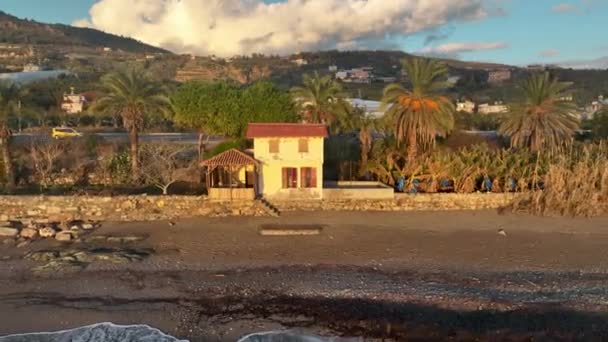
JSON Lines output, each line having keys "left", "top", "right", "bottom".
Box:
{"left": 140, "top": 143, "right": 197, "bottom": 195}
{"left": 30, "top": 142, "right": 64, "bottom": 188}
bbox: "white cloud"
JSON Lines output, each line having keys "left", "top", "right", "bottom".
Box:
{"left": 418, "top": 41, "right": 508, "bottom": 56}
{"left": 539, "top": 49, "right": 559, "bottom": 58}
{"left": 74, "top": 0, "right": 492, "bottom": 57}
{"left": 551, "top": 3, "right": 576, "bottom": 13}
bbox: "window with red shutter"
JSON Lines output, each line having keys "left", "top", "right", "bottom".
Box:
{"left": 301, "top": 167, "right": 317, "bottom": 188}
{"left": 282, "top": 167, "right": 298, "bottom": 188}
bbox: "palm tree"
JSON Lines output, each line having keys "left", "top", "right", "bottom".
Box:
{"left": 355, "top": 114, "right": 378, "bottom": 176}
{"left": 381, "top": 58, "right": 455, "bottom": 161}
{"left": 0, "top": 82, "right": 23, "bottom": 188}
{"left": 291, "top": 72, "right": 345, "bottom": 125}
{"left": 499, "top": 72, "right": 579, "bottom": 152}
{"left": 91, "top": 70, "right": 170, "bottom": 181}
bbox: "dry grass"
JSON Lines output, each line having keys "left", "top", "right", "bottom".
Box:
{"left": 509, "top": 143, "right": 608, "bottom": 217}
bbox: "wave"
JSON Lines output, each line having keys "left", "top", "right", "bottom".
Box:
{"left": 238, "top": 330, "right": 356, "bottom": 342}
{"left": 0, "top": 322, "right": 187, "bottom": 342}
{"left": 0, "top": 324, "right": 352, "bottom": 342}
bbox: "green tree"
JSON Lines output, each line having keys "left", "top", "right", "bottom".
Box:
{"left": 172, "top": 80, "right": 297, "bottom": 159}
{"left": 0, "top": 82, "right": 24, "bottom": 188}
{"left": 171, "top": 81, "right": 242, "bottom": 159}
{"left": 241, "top": 80, "right": 298, "bottom": 130}
{"left": 590, "top": 109, "right": 608, "bottom": 140}
{"left": 291, "top": 72, "right": 345, "bottom": 125}
{"left": 0, "top": 82, "right": 24, "bottom": 187}
{"left": 91, "top": 70, "right": 170, "bottom": 180}
{"left": 381, "top": 58, "right": 455, "bottom": 160}
{"left": 499, "top": 72, "right": 579, "bottom": 152}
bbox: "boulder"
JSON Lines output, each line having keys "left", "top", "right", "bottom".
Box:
{"left": 0, "top": 227, "right": 18, "bottom": 237}
{"left": 20, "top": 228, "right": 39, "bottom": 239}
{"left": 55, "top": 231, "right": 72, "bottom": 242}
{"left": 39, "top": 227, "right": 57, "bottom": 238}
{"left": 81, "top": 223, "right": 95, "bottom": 230}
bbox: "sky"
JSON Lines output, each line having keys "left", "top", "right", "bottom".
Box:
{"left": 1, "top": 0, "right": 607, "bottom": 68}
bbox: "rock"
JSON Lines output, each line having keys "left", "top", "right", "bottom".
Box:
{"left": 0, "top": 227, "right": 18, "bottom": 237}
{"left": 81, "top": 223, "right": 95, "bottom": 230}
{"left": 498, "top": 229, "right": 507, "bottom": 237}
{"left": 26, "top": 210, "right": 39, "bottom": 216}
{"left": 39, "top": 227, "right": 57, "bottom": 238}
{"left": 46, "top": 206, "right": 62, "bottom": 214}
{"left": 2, "top": 238, "right": 15, "bottom": 246}
{"left": 70, "top": 225, "right": 81, "bottom": 231}
{"left": 0, "top": 214, "right": 8, "bottom": 221}
{"left": 17, "top": 240, "right": 31, "bottom": 248}
{"left": 157, "top": 200, "right": 165, "bottom": 208}
{"left": 20, "top": 228, "right": 39, "bottom": 239}
{"left": 55, "top": 231, "right": 72, "bottom": 242}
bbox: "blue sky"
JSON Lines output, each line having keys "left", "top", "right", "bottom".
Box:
{"left": 1, "top": 0, "right": 607, "bottom": 66}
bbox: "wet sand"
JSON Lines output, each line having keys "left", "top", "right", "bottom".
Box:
{"left": 1, "top": 210, "right": 608, "bottom": 341}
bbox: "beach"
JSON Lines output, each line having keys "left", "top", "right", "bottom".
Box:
{"left": 1, "top": 210, "right": 608, "bottom": 341}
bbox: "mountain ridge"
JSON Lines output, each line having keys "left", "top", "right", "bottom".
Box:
{"left": 0, "top": 10, "right": 168, "bottom": 54}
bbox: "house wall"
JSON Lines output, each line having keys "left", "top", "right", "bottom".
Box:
{"left": 253, "top": 137, "right": 324, "bottom": 200}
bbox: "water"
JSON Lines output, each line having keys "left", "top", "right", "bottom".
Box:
{"left": 0, "top": 323, "right": 350, "bottom": 342}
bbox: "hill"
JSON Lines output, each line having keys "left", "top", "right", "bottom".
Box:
{"left": 0, "top": 11, "right": 167, "bottom": 54}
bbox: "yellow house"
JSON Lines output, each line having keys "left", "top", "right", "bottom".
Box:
{"left": 246, "top": 123, "right": 328, "bottom": 200}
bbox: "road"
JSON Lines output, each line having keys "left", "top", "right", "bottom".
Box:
{"left": 12, "top": 132, "right": 224, "bottom": 146}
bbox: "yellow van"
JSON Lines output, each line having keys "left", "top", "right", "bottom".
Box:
{"left": 52, "top": 127, "right": 82, "bottom": 139}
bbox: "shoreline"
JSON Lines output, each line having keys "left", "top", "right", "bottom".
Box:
{"left": 1, "top": 210, "right": 608, "bottom": 340}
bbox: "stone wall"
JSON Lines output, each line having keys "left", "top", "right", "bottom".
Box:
{"left": 274, "top": 193, "right": 517, "bottom": 212}
{"left": 323, "top": 181, "right": 394, "bottom": 200}
{"left": 0, "top": 193, "right": 517, "bottom": 223}
{"left": 0, "top": 196, "right": 268, "bottom": 223}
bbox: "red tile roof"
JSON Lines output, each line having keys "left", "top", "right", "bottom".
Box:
{"left": 246, "top": 123, "right": 329, "bottom": 138}
{"left": 201, "top": 149, "right": 259, "bottom": 167}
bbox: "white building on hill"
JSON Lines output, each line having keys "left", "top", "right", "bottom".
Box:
{"left": 456, "top": 100, "right": 476, "bottom": 113}
{"left": 61, "top": 87, "right": 87, "bottom": 114}
{"left": 478, "top": 101, "right": 509, "bottom": 114}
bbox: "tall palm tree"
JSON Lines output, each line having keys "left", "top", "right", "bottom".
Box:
{"left": 381, "top": 58, "right": 455, "bottom": 161}
{"left": 355, "top": 114, "right": 378, "bottom": 176}
{"left": 91, "top": 70, "right": 170, "bottom": 181}
{"left": 291, "top": 72, "right": 344, "bottom": 125}
{"left": 499, "top": 72, "right": 579, "bottom": 152}
{"left": 0, "top": 82, "right": 23, "bottom": 188}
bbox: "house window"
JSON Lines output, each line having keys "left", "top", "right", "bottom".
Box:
{"left": 298, "top": 138, "right": 309, "bottom": 153}
{"left": 269, "top": 139, "right": 279, "bottom": 154}
{"left": 282, "top": 168, "right": 298, "bottom": 188}
{"left": 301, "top": 167, "right": 317, "bottom": 188}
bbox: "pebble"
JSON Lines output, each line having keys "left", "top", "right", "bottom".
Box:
{"left": 39, "top": 227, "right": 57, "bottom": 238}
{"left": 55, "top": 231, "right": 73, "bottom": 242}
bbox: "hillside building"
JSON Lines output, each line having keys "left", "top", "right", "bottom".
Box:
{"left": 456, "top": 100, "right": 476, "bottom": 113}
{"left": 488, "top": 69, "right": 511, "bottom": 83}
{"left": 61, "top": 87, "right": 88, "bottom": 114}
{"left": 478, "top": 101, "right": 509, "bottom": 114}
